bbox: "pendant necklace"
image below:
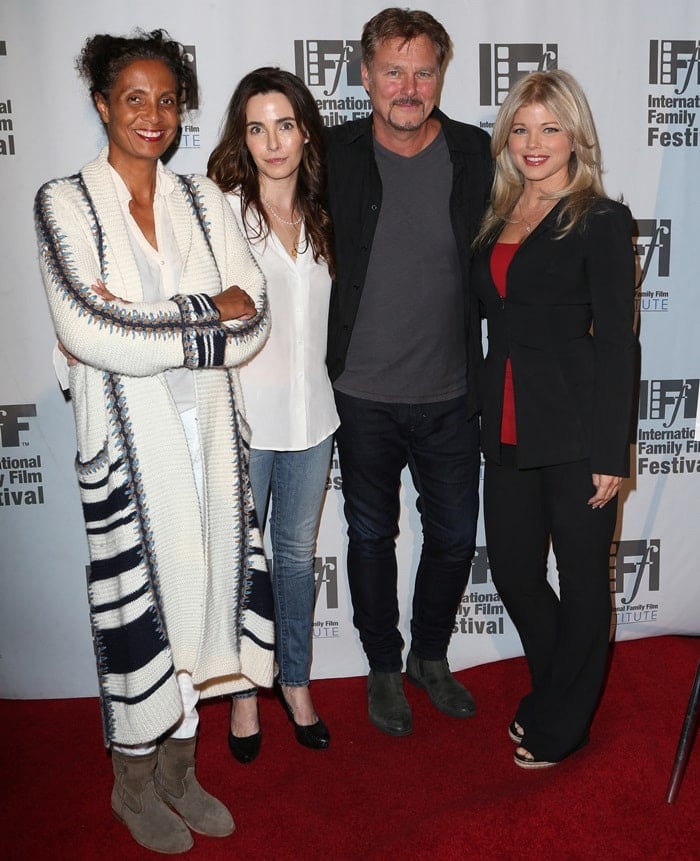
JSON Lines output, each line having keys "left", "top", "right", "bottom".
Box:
{"left": 505, "top": 199, "right": 556, "bottom": 234}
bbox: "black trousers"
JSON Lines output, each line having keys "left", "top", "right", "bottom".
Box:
{"left": 334, "top": 390, "right": 480, "bottom": 672}
{"left": 484, "top": 447, "right": 616, "bottom": 761}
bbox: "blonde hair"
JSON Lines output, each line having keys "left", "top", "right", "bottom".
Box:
{"left": 475, "top": 69, "right": 606, "bottom": 245}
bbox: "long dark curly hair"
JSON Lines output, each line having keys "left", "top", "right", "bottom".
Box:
{"left": 208, "top": 67, "right": 334, "bottom": 277}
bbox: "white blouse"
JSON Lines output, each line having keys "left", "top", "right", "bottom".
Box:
{"left": 111, "top": 164, "right": 194, "bottom": 413}
{"left": 227, "top": 192, "right": 339, "bottom": 451}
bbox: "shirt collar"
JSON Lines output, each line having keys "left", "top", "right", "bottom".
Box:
{"left": 108, "top": 159, "right": 175, "bottom": 206}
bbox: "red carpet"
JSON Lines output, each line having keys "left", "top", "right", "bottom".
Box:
{"left": 2, "top": 635, "right": 698, "bottom": 859}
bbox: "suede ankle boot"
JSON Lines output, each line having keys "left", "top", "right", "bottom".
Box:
{"left": 111, "top": 748, "right": 193, "bottom": 854}
{"left": 155, "top": 736, "right": 235, "bottom": 837}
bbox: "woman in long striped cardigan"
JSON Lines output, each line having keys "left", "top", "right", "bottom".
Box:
{"left": 34, "top": 30, "right": 274, "bottom": 854}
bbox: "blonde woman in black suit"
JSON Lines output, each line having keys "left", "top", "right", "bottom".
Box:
{"left": 472, "top": 69, "right": 637, "bottom": 769}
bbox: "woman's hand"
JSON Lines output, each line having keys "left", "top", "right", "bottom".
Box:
{"left": 92, "top": 279, "right": 127, "bottom": 304}
{"left": 588, "top": 474, "right": 623, "bottom": 509}
{"left": 213, "top": 285, "right": 256, "bottom": 321}
{"left": 92, "top": 277, "right": 255, "bottom": 322}
{"left": 57, "top": 340, "right": 78, "bottom": 367}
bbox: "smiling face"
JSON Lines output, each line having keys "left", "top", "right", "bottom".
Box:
{"left": 361, "top": 34, "right": 440, "bottom": 141}
{"left": 244, "top": 91, "right": 306, "bottom": 189}
{"left": 507, "top": 102, "right": 574, "bottom": 194}
{"left": 94, "top": 58, "right": 180, "bottom": 170}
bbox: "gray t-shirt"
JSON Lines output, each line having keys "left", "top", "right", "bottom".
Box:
{"left": 335, "top": 131, "right": 467, "bottom": 403}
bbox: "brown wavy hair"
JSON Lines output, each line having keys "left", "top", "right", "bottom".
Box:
{"left": 208, "top": 67, "right": 334, "bottom": 277}
{"left": 361, "top": 7, "right": 452, "bottom": 69}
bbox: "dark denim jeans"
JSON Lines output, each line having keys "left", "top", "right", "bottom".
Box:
{"left": 334, "top": 390, "right": 480, "bottom": 672}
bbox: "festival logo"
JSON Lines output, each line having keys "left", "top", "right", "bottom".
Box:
{"left": 0, "top": 403, "right": 36, "bottom": 448}
{"left": 610, "top": 539, "right": 661, "bottom": 624}
{"left": 0, "top": 39, "right": 15, "bottom": 156}
{"left": 293, "top": 39, "right": 371, "bottom": 126}
{"left": 646, "top": 40, "right": 700, "bottom": 147}
{"left": 454, "top": 546, "right": 509, "bottom": 637}
{"left": 313, "top": 555, "right": 341, "bottom": 639}
{"left": 0, "top": 404, "right": 44, "bottom": 506}
{"left": 478, "top": 42, "right": 558, "bottom": 108}
{"left": 326, "top": 446, "right": 342, "bottom": 491}
{"left": 180, "top": 44, "right": 200, "bottom": 149}
{"left": 637, "top": 378, "right": 700, "bottom": 476}
{"left": 634, "top": 218, "right": 671, "bottom": 312}
{"left": 314, "top": 555, "right": 339, "bottom": 610}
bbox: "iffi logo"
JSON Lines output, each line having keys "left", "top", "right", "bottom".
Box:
{"left": 649, "top": 40, "right": 700, "bottom": 94}
{"left": 314, "top": 556, "right": 338, "bottom": 609}
{"left": 470, "top": 546, "right": 491, "bottom": 586}
{"left": 634, "top": 219, "right": 671, "bottom": 286}
{"left": 0, "top": 404, "right": 36, "bottom": 447}
{"left": 610, "top": 539, "right": 660, "bottom": 605}
{"left": 639, "top": 379, "right": 699, "bottom": 427}
{"left": 294, "top": 40, "right": 362, "bottom": 95}
{"left": 479, "top": 43, "right": 557, "bottom": 106}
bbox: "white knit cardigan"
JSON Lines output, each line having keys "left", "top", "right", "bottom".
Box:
{"left": 35, "top": 149, "right": 275, "bottom": 746}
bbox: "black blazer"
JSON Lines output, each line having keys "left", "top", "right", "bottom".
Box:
{"left": 472, "top": 197, "right": 637, "bottom": 475}
{"left": 325, "top": 109, "right": 493, "bottom": 418}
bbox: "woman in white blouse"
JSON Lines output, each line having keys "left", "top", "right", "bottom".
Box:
{"left": 209, "top": 68, "right": 339, "bottom": 760}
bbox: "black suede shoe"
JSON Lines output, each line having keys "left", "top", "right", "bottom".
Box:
{"left": 406, "top": 649, "right": 476, "bottom": 718}
{"left": 367, "top": 670, "right": 413, "bottom": 736}
{"left": 274, "top": 681, "right": 330, "bottom": 750}
{"left": 227, "top": 728, "right": 262, "bottom": 764}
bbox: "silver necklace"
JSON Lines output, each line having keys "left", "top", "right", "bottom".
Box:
{"left": 263, "top": 197, "right": 302, "bottom": 226}
{"left": 505, "top": 200, "right": 555, "bottom": 233}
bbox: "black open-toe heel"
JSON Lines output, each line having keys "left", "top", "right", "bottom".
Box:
{"left": 508, "top": 721, "right": 524, "bottom": 744}
{"left": 274, "top": 680, "right": 330, "bottom": 750}
{"left": 513, "top": 746, "right": 556, "bottom": 769}
{"left": 514, "top": 733, "right": 588, "bottom": 769}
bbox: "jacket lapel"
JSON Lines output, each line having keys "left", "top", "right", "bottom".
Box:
{"left": 164, "top": 174, "right": 194, "bottom": 289}
{"left": 80, "top": 149, "right": 142, "bottom": 301}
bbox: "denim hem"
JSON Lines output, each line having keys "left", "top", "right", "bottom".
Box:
{"left": 276, "top": 677, "right": 310, "bottom": 688}
{"left": 231, "top": 687, "right": 258, "bottom": 700}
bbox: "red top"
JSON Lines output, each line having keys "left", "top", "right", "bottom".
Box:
{"left": 490, "top": 243, "right": 518, "bottom": 445}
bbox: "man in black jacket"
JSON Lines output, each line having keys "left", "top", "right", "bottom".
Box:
{"left": 326, "top": 7, "right": 492, "bottom": 735}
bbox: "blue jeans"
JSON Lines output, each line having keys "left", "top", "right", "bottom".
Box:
{"left": 334, "top": 391, "right": 480, "bottom": 672}
{"left": 248, "top": 435, "right": 334, "bottom": 686}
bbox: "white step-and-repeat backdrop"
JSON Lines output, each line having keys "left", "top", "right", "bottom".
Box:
{"left": 1, "top": 1, "right": 699, "bottom": 698}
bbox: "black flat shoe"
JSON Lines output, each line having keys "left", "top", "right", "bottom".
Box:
{"left": 274, "top": 681, "right": 330, "bottom": 750}
{"left": 227, "top": 727, "right": 262, "bottom": 764}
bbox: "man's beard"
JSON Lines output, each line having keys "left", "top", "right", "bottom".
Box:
{"left": 387, "top": 99, "right": 426, "bottom": 131}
